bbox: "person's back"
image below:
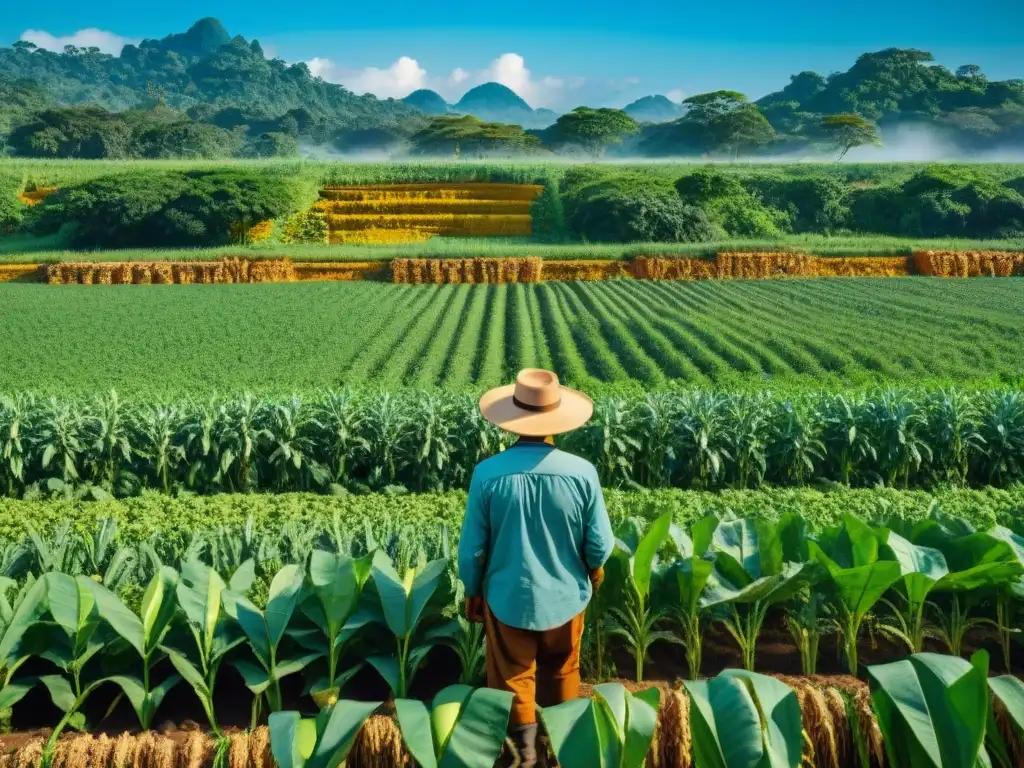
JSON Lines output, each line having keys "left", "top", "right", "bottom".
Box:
{"left": 459, "top": 441, "right": 610, "bottom": 631}
{"left": 456, "top": 369, "right": 613, "bottom": 768}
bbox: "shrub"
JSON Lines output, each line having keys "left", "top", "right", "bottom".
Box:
{"left": 570, "top": 187, "right": 714, "bottom": 243}
{"left": 280, "top": 210, "right": 329, "bottom": 244}
{"left": 31, "top": 170, "right": 305, "bottom": 247}
{"left": 675, "top": 168, "right": 785, "bottom": 237}
{"left": 744, "top": 174, "right": 851, "bottom": 233}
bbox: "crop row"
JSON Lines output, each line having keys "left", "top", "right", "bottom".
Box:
{"left": 0, "top": 508, "right": 1023, "bottom": 767}
{"left": 0, "top": 388, "right": 1021, "bottom": 499}
{"left": 2, "top": 279, "right": 1022, "bottom": 395}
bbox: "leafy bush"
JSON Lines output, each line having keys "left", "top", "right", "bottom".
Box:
{"left": 30, "top": 170, "right": 306, "bottom": 247}
{"left": 563, "top": 170, "right": 716, "bottom": 242}
{"left": 745, "top": 174, "right": 851, "bottom": 233}
{"left": 675, "top": 168, "right": 786, "bottom": 237}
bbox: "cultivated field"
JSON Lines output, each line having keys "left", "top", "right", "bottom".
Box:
{"left": 1, "top": 278, "right": 1020, "bottom": 396}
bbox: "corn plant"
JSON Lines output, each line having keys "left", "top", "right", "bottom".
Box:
{"left": 35, "top": 574, "right": 147, "bottom": 767}
{"left": 228, "top": 565, "right": 317, "bottom": 721}
{"left": 539, "top": 683, "right": 661, "bottom": 768}
{"left": 0, "top": 394, "right": 30, "bottom": 497}
{"left": 295, "top": 551, "right": 373, "bottom": 704}
{"left": 100, "top": 566, "right": 182, "bottom": 729}
{"left": 923, "top": 389, "right": 983, "bottom": 486}
{"left": 163, "top": 559, "right": 249, "bottom": 734}
{"left": 705, "top": 516, "right": 812, "bottom": 672}
{"left": 664, "top": 516, "right": 718, "bottom": 680}
{"left": 0, "top": 576, "right": 46, "bottom": 711}
{"left": 604, "top": 513, "right": 678, "bottom": 682}
{"left": 976, "top": 391, "right": 1024, "bottom": 486}
{"left": 366, "top": 553, "right": 457, "bottom": 697}
{"left": 395, "top": 684, "right": 514, "bottom": 768}
{"left": 809, "top": 516, "right": 902, "bottom": 674}
{"left": 84, "top": 390, "right": 135, "bottom": 495}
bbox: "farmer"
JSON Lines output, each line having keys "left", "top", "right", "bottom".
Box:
{"left": 457, "top": 368, "right": 614, "bottom": 768}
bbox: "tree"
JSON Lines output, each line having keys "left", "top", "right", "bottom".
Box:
{"left": 817, "top": 113, "right": 882, "bottom": 160}
{"left": 549, "top": 107, "right": 639, "bottom": 158}
{"left": 408, "top": 115, "right": 542, "bottom": 157}
{"left": 956, "top": 64, "right": 985, "bottom": 80}
{"left": 682, "top": 91, "right": 748, "bottom": 122}
{"left": 708, "top": 104, "right": 775, "bottom": 158}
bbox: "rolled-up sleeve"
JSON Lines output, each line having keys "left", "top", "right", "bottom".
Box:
{"left": 582, "top": 468, "right": 613, "bottom": 570}
{"left": 457, "top": 470, "right": 489, "bottom": 597}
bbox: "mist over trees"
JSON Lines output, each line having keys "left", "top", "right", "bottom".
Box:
{"left": 1, "top": 20, "right": 1023, "bottom": 159}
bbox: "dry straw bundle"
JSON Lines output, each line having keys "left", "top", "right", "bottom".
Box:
{"left": 45, "top": 258, "right": 297, "bottom": 285}
{"left": 914, "top": 250, "right": 1024, "bottom": 277}
{"left": 542, "top": 260, "right": 630, "bottom": 281}
{"left": 391, "top": 257, "right": 543, "bottom": 284}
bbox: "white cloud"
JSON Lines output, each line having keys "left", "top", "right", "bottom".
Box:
{"left": 306, "top": 55, "right": 428, "bottom": 99}
{"left": 666, "top": 88, "right": 686, "bottom": 103}
{"left": 307, "top": 51, "right": 582, "bottom": 109}
{"left": 20, "top": 28, "right": 139, "bottom": 55}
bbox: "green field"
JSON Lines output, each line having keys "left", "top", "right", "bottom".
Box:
{"left": 1, "top": 277, "right": 1021, "bottom": 396}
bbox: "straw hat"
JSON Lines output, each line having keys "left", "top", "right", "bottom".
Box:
{"left": 479, "top": 369, "right": 594, "bottom": 436}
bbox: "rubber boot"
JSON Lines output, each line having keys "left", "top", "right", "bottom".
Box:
{"left": 513, "top": 723, "right": 539, "bottom": 768}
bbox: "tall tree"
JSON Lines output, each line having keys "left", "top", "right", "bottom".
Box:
{"left": 709, "top": 104, "right": 776, "bottom": 158}
{"left": 817, "top": 113, "right": 882, "bottom": 160}
{"left": 682, "top": 91, "right": 748, "bottom": 122}
{"left": 549, "top": 107, "right": 639, "bottom": 158}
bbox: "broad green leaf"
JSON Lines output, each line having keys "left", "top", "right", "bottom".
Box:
{"left": 164, "top": 649, "right": 211, "bottom": 699}
{"left": 395, "top": 698, "right": 437, "bottom": 768}
{"left": 266, "top": 565, "right": 305, "bottom": 648}
{"left": 430, "top": 684, "right": 473, "bottom": 755}
{"left": 147, "top": 674, "right": 181, "bottom": 719}
{"left": 686, "top": 670, "right": 803, "bottom": 768}
{"left": 632, "top": 512, "right": 672, "bottom": 602}
{"left": 867, "top": 651, "right": 990, "bottom": 768}
{"left": 40, "top": 674, "right": 76, "bottom": 713}
{"left": 310, "top": 699, "right": 382, "bottom": 768}
{"left": 44, "top": 573, "right": 95, "bottom": 636}
{"left": 0, "top": 577, "right": 46, "bottom": 663}
{"left": 177, "top": 562, "right": 225, "bottom": 653}
{"left": 234, "top": 659, "right": 272, "bottom": 695}
{"left": 274, "top": 652, "right": 321, "bottom": 681}
{"left": 229, "top": 559, "right": 257, "bottom": 594}
{"left": 677, "top": 557, "right": 715, "bottom": 615}
{"left": 438, "top": 687, "right": 513, "bottom": 768}
{"left": 140, "top": 567, "right": 179, "bottom": 652}
{"left": 85, "top": 579, "right": 145, "bottom": 657}
{"left": 0, "top": 680, "right": 35, "bottom": 710}
{"left": 269, "top": 712, "right": 307, "bottom": 768}
{"left": 540, "top": 697, "right": 617, "bottom": 768}
{"left": 366, "top": 654, "right": 401, "bottom": 696}
{"left": 594, "top": 683, "right": 660, "bottom": 768}
{"left": 713, "top": 519, "right": 762, "bottom": 581}
{"left": 309, "top": 551, "right": 371, "bottom": 637}
{"left": 987, "top": 676, "right": 1024, "bottom": 768}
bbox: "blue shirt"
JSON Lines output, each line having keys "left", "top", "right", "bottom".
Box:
{"left": 457, "top": 442, "right": 614, "bottom": 631}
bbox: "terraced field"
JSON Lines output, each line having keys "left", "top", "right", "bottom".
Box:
{"left": 0, "top": 278, "right": 1021, "bottom": 395}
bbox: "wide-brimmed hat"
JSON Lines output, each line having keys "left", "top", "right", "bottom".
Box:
{"left": 479, "top": 369, "right": 594, "bottom": 437}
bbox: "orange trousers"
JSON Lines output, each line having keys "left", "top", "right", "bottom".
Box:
{"left": 483, "top": 603, "right": 585, "bottom": 726}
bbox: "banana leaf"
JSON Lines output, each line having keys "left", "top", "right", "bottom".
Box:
{"left": 867, "top": 650, "right": 990, "bottom": 768}
{"left": 987, "top": 675, "right": 1024, "bottom": 768}
{"left": 395, "top": 684, "right": 513, "bottom": 768}
{"left": 269, "top": 700, "right": 382, "bottom": 768}
{"left": 539, "top": 683, "right": 660, "bottom": 768}
{"left": 684, "top": 670, "right": 802, "bottom": 768}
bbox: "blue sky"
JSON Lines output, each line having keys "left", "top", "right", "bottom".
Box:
{"left": 4, "top": 1, "right": 1023, "bottom": 109}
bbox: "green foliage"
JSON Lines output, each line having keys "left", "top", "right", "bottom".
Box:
{"left": 675, "top": 168, "right": 786, "bottom": 237}
{"left": 868, "top": 651, "right": 991, "bottom": 767}
{"left": 280, "top": 210, "right": 329, "bottom": 245}
{"left": 563, "top": 170, "right": 717, "bottom": 242}
{"left": 0, "top": 388, "right": 1020, "bottom": 498}
{"left": 816, "top": 114, "right": 882, "bottom": 160}
{"left": 30, "top": 170, "right": 304, "bottom": 247}
{"left": 409, "top": 115, "right": 543, "bottom": 158}
{"left": 684, "top": 670, "right": 802, "bottom": 768}
{"left": 395, "top": 685, "right": 513, "bottom": 768}
{"left": 540, "top": 683, "right": 661, "bottom": 768}
{"left": 547, "top": 107, "right": 640, "bottom": 158}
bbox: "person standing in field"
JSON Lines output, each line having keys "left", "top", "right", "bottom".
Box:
{"left": 457, "top": 369, "right": 614, "bottom": 768}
